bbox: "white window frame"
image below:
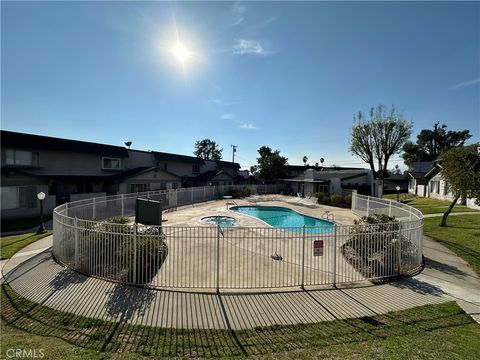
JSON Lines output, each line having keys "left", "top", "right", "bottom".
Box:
{"left": 102, "top": 157, "right": 122, "bottom": 170}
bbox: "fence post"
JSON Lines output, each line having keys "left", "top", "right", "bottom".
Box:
{"left": 203, "top": 186, "right": 206, "bottom": 201}
{"left": 301, "top": 225, "right": 306, "bottom": 290}
{"left": 133, "top": 223, "right": 137, "bottom": 284}
{"left": 389, "top": 201, "right": 392, "bottom": 217}
{"left": 121, "top": 194, "right": 125, "bottom": 217}
{"left": 216, "top": 224, "right": 220, "bottom": 293}
{"left": 366, "top": 197, "right": 370, "bottom": 216}
{"left": 92, "top": 197, "right": 96, "bottom": 220}
{"left": 333, "top": 224, "right": 337, "bottom": 287}
{"left": 74, "top": 217, "right": 79, "bottom": 269}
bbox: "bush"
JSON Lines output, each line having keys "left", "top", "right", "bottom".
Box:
{"left": 314, "top": 192, "right": 324, "bottom": 203}
{"left": 77, "top": 223, "right": 167, "bottom": 285}
{"left": 330, "top": 194, "right": 344, "bottom": 207}
{"left": 343, "top": 195, "right": 352, "bottom": 207}
{"left": 320, "top": 196, "right": 331, "bottom": 205}
{"left": 341, "top": 213, "right": 419, "bottom": 278}
{"left": 238, "top": 186, "right": 252, "bottom": 198}
{"left": 109, "top": 216, "right": 130, "bottom": 224}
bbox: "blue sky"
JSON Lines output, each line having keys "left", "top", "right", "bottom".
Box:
{"left": 2, "top": 1, "right": 479, "bottom": 170}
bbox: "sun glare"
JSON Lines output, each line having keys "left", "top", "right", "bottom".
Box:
{"left": 173, "top": 42, "right": 190, "bottom": 63}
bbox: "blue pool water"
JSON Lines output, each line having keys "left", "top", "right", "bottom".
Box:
{"left": 230, "top": 206, "right": 334, "bottom": 233}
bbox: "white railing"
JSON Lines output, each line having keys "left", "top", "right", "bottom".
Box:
{"left": 53, "top": 187, "right": 423, "bottom": 291}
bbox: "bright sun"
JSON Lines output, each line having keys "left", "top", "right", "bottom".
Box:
{"left": 173, "top": 42, "right": 190, "bottom": 63}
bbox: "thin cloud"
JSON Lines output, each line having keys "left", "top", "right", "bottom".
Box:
{"left": 233, "top": 39, "right": 271, "bottom": 56}
{"left": 208, "top": 99, "right": 239, "bottom": 106}
{"left": 220, "top": 113, "right": 235, "bottom": 120}
{"left": 450, "top": 77, "right": 480, "bottom": 89}
{"left": 231, "top": 3, "right": 246, "bottom": 27}
{"left": 240, "top": 123, "right": 259, "bottom": 130}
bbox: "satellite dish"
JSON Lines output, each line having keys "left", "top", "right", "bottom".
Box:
{"left": 125, "top": 141, "right": 132, "bottom": 149}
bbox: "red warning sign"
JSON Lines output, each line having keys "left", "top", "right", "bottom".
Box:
{"left": 313, "top": 240, "right": 324, "bottom": 256}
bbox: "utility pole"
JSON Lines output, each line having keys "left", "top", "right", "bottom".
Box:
{"left": 231, "top": 144, "right": 237, "bottom": 163}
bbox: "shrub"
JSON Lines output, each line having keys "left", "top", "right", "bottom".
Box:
{"left": 320, "top": 196, "right": 331, "bottom": 205}
{"left": 340, "top": 213, "right": 419, "bottom": 278}
{"left": 109, "top": 216, "right": 130, "bottom": 224}
{"left": 314, "top": 192, "right": 324, "bottom": 203}
{"left": 343, "top": 195, "right": 352, "bottom": 207}
{"left": 238, "top": 186, "right": 252, "bottom": 198}
{"left": 330, "top": 194, "right": 344, "bottom": 207}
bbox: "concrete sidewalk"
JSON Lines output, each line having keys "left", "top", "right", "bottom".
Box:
{"left": 3, "top": 232, "right": 478, "bottom": 329}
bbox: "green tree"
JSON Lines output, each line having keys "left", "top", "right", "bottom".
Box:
{"left": 193, "top": 139, "right": 223, "bottom": 160}
{"left": 350, "top": 105, "right": 412, "bottom": 179}
{"left": 402, "top": 122, "right": 471, "bottom": 167}
{"left": 438, "top": 144, "right": 480, "bottom": 227}
{"left": 255, "top": 146, "right": 288, "bottom": 180}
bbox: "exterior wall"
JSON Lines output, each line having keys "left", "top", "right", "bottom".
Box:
{"left": 123, "top": 170, "right": 180, "bottom": 192}
{"left": 1, "top": 148, "right": 126, "bottom": 176}
{"left": 159, "top": 161, "right": 201, "bottom": 177}
{"left": 428, "top": 175, "right": 480, "bottom": 209}
{"left": 1, "top": 183, "right": 56, "bottom": 220}
{"left": 329, "top": 178, "right": 342, "bottom": 194}
{"left": 125, "top": 150, "right": 154, "bottom": 168}
{"left": 70, "top": 192, "right": 107, "bottom": 202}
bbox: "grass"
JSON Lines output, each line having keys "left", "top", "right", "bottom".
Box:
{"left": 383, "top": 194, "right": 479, "bottom": 215}
{"left": 0, "top": 231, "right": 52, "bottom": 260}
{"left": 1, "top": 284, "right": 479, "bottom": 359}
{"left": 423, "top": 214, "right": 480, "bottom": 275}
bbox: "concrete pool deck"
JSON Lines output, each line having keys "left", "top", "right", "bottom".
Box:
{"left": 2, "top": 198, "right": 479, "bottom": 328}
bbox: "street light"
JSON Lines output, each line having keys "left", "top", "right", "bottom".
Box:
{"left": 37, "top": 192, "right": 46, "bottom": 234}
{"left": 396, "top": 186, "right": 401, "bottom": 202}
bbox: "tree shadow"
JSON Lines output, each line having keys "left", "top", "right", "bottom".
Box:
{"left": 104, "top": 283, "right": 156, "bottom": 323}
{"left": 391, "top": 277, "right": 446, "bottom": 297}
{"left": 423, "top": 257, "right": 469, "bottom": 278}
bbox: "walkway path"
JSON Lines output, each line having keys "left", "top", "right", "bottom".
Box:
{"left": 3, "top": 232, "right": 478, "bottom": 329}
{"left": 422, "top": 211, "right": 480, "bottom": 218}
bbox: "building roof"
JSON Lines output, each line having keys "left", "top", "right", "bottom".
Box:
{"left": 286, "top": 165, "right": 365, "bottom": 171}
{"left": 152, "top": 151, "right": 205, "bottom": 165}
{"left": 215, "top": 160, "right": 240, "bottom": 169}
{"left": 109, "top": 166, "right": 152, "bottom": 181}
{"left": 1, "top": 130, "right": 129, "bottom": 158}
{"left": 193, "top": 170, "right": 234, "bottom": 182}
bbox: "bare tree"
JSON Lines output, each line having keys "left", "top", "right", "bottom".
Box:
{"left": 350, "top": 105, "right": 412, "bottom": 179}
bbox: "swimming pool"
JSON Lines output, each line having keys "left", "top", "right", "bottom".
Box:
{"left": 230, "top": 206, "right": 334, "bottom": 233}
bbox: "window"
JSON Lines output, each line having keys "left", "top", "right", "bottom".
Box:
{"left": 192, "top": 164, "right": 200, "bottom": 173}
{"left": 444, "top": 181, "right": 451, "bottom": 195}
{"left": 130, "top": 184, "right": 147, "bottom": 193}
{"left": 1, "top": 186, "right": 37, "bottom": 210}
{"left": 5, "top": 149, "right": 39, "bottom": 166}
{"left": 102, "top": 157, "right": 121, "bottom": 170}
{"left": 430, "top": 181, "right": 440, "bottom": 194}
{"left": 1, "top": 187, "right": 18, "bottom": 209}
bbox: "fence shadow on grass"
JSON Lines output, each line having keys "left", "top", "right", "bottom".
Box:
{"left": 1, "top": 281, "right": 476, "bottom": 358}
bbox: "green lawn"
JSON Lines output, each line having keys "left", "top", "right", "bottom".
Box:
{"left": 423, "top": 214, "right": 480, "bottom": 275}
{"left": 0, "top": 231, "right": 52, "bottom": 260}
{"left": 1, "top": 285, "right": 479, "bottom": 359}
{"left": 384, "top": 194, "right": 479, "bottom": 215}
